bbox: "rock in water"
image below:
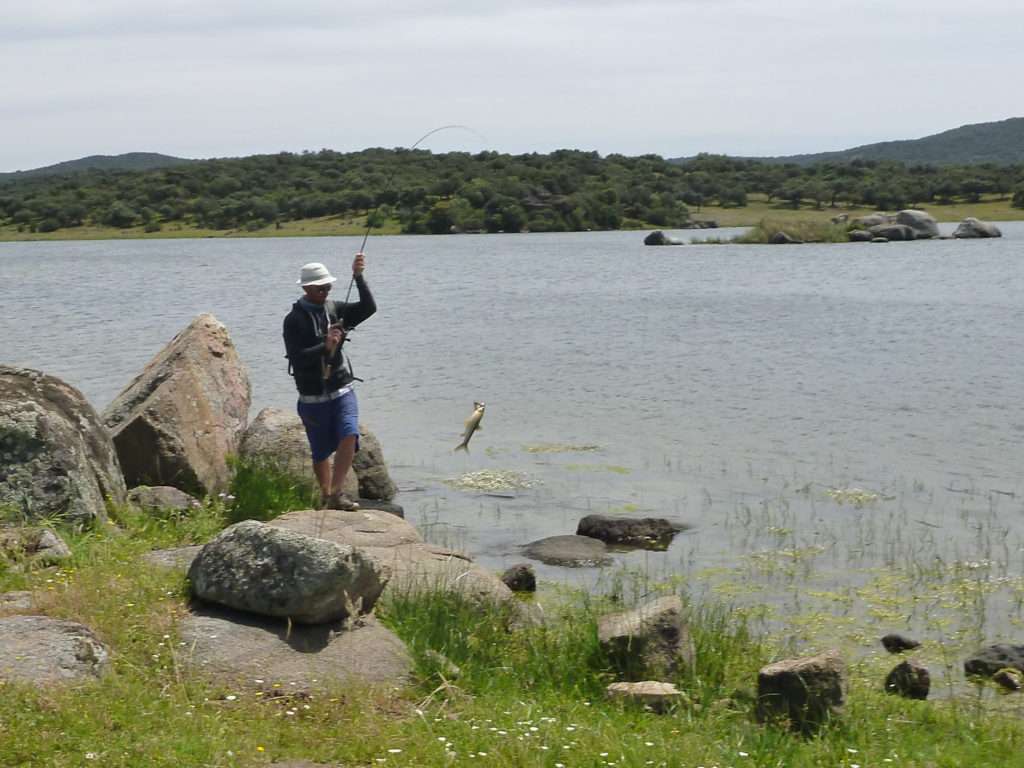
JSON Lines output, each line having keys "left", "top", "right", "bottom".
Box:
{"left": 953, "top": 217, "right": 1002, "bottom": 238}
{"left": 188, "top": 520, "right": 390, "bottom": 624}
{"left": 881, "top": 632, "right": 921, "bottom": 653}
{"left": 353, "top": 426, "right": 398, "bottom": 501}
{"left": 643, "top": 230, "right": 683, "bottom": 246}
{"left": 103, "top": 313, "right": 251, "bottom": 496}
{"left": 576, "top": 514, "right": 685, "bottom": 548}
{"left": 501, "top": 563, "right": 537, "bottom": 592}
{"left": 869, "top": 223, "right": 916, "bottom": 241}
{"left": 523, "top": 535, "right": 612, "bottom": 567}
{"left": 964, "top": 644, "right": 1024, "bottom": 678}
{"left": 895, "top": 209, "right": 939, "bottom": 239}
{"left": 0, "top": 366, "right": 125, "bottom": 525}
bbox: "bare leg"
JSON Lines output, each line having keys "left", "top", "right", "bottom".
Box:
{"left": 313, "top": 458, "right": 332, "bottom": 500}
{"left": 330, "top": 434, "right": 358, "bottom": 496}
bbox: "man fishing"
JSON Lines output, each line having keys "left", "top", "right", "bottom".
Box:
{"left": 283, "top": 254, "right": 376, "bottom": 510}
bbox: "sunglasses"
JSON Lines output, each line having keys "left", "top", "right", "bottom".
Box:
{"left": 309, "top": 284, "right": 332, "bottom": 294}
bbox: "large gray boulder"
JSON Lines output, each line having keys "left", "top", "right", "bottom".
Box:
{"left": 238, "top": 408, "right": 396, "bottom": 501}
{"left": 188, "top": 520, "right": 390, "bottom": 624}
{"left": 953, "top": 217, "right": 1002, "bottom": 238}
{"left": 153, "top": 509, "right": 520, "bottom": 611}
{"left": 597, "top": 595, "right": 694, "bottom": 680}
{"left": 180, "top": 607, "right": 411, "bottom": 692}
{"left": 757, "top": 649, "right": 846, "bottom": 732}
{"left": 869, "top": 223, "right": 916, "bottom": 241}
{"left": 895, "top": 209, "right": 939, "bottom": 239}
{"left": 0, "top": 366, "right": 125, "bottom": 525}
{"left": 851, "top": 212, "right": 893, "bottom": 229}
{"left": 0, "top": 615, "right": 109, "bottom": 685}
{"left": 103, "top": 314, "right": 251, "bottom": 496}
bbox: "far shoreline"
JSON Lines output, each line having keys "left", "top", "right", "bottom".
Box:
{"left": 1, "top": 195, "right": 1019, "bottom": 244}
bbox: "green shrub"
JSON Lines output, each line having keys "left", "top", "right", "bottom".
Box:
{"left": 223, "top": 456, "right": 318, "bottom": 524}
{"left": 737, "top": 218, "right": 850, "bottom": 243}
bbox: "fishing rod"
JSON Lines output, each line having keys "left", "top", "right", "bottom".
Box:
{"left": 338, "top": 124, "right": 483, "bottom": 306}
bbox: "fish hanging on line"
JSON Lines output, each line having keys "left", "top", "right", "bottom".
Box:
{"left": 455, "top": 402, "right": 486, "bottom": 452}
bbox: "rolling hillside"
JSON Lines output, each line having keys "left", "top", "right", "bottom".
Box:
{"left": 0, "top": 152, "right": 193, "bottom": 182}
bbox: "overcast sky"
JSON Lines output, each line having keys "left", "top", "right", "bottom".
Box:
{"left": 2, "top": 0, "right": 1020, "bottom": 171}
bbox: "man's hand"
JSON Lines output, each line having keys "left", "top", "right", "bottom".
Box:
{"left": 352, "top": 252, "right": 366, "bottom": 276}
{"left": 324, "top": 325, "right": 344, "bottom": 355}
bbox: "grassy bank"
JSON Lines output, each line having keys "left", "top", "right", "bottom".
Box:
{"left": 4, "top": 462, "right": 1024, "bottom": 767}
{"left": 1, "top": 195, "right": 1019, "bottom": 242}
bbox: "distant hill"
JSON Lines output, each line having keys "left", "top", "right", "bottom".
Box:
{"left": 0, "top": 152, "right": 194, "bottom": 182}
{"left": 673, "top": 117, "right": 1024, "bottom": 167}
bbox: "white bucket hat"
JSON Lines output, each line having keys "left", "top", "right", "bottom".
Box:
{"left": 297, "top": 262, "right": 337, "bottom": 287}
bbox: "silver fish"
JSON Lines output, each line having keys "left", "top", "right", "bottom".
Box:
{"left": 455, "top": 401, "right": 485, "bottom": 452}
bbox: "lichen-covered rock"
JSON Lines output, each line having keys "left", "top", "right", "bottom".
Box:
{"left": 103, "top": 314, "right": 250, "bottom": 496}
{"left": 0, "top": 366, "right": 125, "bottom": 524}
{"left": 757, "top": 649, "right": 846, "bottom": 732}
{"left": 188, "top": 520, "right": 389, "bottom": 624}
{"left": 598, "top": 595, "right": 694, "bottom": 680}
{"left": 0, "top": 615, "right": 109, "bottom": 685}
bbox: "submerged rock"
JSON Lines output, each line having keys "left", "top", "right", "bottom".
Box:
{"left": 643, "top": 230, "right": 683, "bottom": 246}
{"left": 964, "top": 644, "right": 1024, "bottom": 678}
{"left": 522, "top": 535, "right": 612, "bottom": 567}
{"left": 576, "top": 514, "right": 685, "bottom": 549}
{"left": 881, "top": 632, "right": 921, "bottom": 653}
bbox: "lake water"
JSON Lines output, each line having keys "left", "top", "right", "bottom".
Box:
{"left": 3, "top": 224, "right": 1024, "bottom": 650}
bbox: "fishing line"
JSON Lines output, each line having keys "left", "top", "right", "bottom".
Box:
{"left": 340, "top": 124, "right": 486, "bottom": 305}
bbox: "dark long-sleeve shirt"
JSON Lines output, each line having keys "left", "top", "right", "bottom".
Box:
{"left": 283, "top": 274, "right": 376, "bottom": 396}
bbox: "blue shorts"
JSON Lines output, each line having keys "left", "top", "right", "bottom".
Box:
{"left": 297, "top": 389, "right": 360, "bottom": 463}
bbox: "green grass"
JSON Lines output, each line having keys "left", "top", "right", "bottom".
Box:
{"left": 223, "top": 456, "right": 319, "bottom": 525}
{"left": 4, "top": 467, "right": 1024, "bottom": 766}
{"left": 732, "top": 218, "right": 852, "bottom": 244}
{"left": 694, "top": 193, "right": 1023, "bottom": 227}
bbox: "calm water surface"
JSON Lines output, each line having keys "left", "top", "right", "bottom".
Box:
{"left": 3, "top": 225, "right": 1024, "bottom": 646}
